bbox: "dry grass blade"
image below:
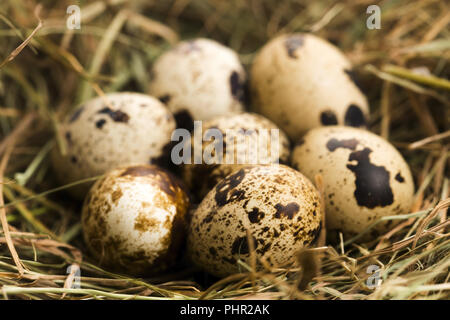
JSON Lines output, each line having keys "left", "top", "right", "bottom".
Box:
{"left": 0, "top": 145, "right": 25, "bottom": 275}
{"left": 0, "top": 5, "right": 43, "bottom": 69}
{"left": 1, "top": 286, "right": 173, "bottom": 300}
{"left": 0, "top": 175, "right": 102, "bottom": 211}
{"left": 359, "top": 220, "right": 450, "bottom": 261}
{"left": 380, "top": 82, "right": 392, "bottom": 139}
{"left": 314, "top": 174, "right": 326, "bottom": 247}
{"left": 198, "top": 273, "right": 248, "bottom": 300}
{"left": 246, "top": 228, "right": 257, "bottom": 291}
{"left": 78, "top": 9, "right": 129, "bottom": 102}
{"left": 0, "top": 108, "right": 20, "bottom": 118}
{"left": 0, "top": 0, "right": 448, "bottom": 301}
{"left": 296, "top": 249, "right": 319, "bottom": 291}
{"left": 2, "top": 187, "right": 59, "bottom": 239}
{"left": 62, "top": 263, "right": 80, "bottom": 299}
{"left": 384, "top": 65, "right": 450, "bottom": 91}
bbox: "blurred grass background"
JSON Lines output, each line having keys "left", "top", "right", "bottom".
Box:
{"left": 0, "top": 0, "right": 448, "bottom": 300}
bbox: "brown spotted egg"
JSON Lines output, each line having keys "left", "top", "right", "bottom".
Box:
{"left": 291, "top": 126, "right": 414, "bottom": 240}
{"left": 82, "top": 165, "right": 190, "bottom": 276}
{"left": 250, "top": 33, "right": 369, "bottom": 141}
{"left": 181, "top": 112, "right": 291, "bottom": 201}
{"left": 187, "top": 165, "right": 322, "bottom": 277}
{"left": 51, "top": 92, "right": 176, "bottom": 199}
{"left": 149, "top": 38, "right": 246, "bottom": 129}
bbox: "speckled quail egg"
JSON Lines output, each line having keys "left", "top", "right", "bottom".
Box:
{"left": 291, "top": 126, "right": 414, "bottom": 239}
{"left": 181, "top": 112, "right": 291, "bottom": 200}
{"left": 250, "top": 33, "right": 369, "bottom": 141}
{"left": 82, "top": 164, "right": 190, "bottom": 276}
{"left": 149, "top": 38, "right": 246, "bottom": 129}
{"left": 51, "top": 92, "right": 176, "bottom": 199}
{"left": 187, "top": 164, "right": 322, "bottom": 277}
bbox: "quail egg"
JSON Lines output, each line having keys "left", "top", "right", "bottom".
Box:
{"left": 82, "top": 164, "right": 190, "bottom": 276}
{"left": 187, "top": 164, "right": 322, "bottom": 277}
{"left": 149, "top": 38, "right": 246, "bottom": 129}
{"left": 291, "top": 126, "right": 414, "bottom": 239}
{"left": 250, "top": 33, "right": 369, "bottom": 141}
{"left": 51, "top": 92, "right": 176, "bottom": 199}
{"left": 181, "top": 112, "right": 291, "bottom": 200}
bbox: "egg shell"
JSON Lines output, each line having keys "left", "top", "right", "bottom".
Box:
{"left": 187, "top": 164, "right": 322, "bottom": 277}
{"left": 181, "top": 112, "right": 291, "bottom": 200}
{"left": 250, "top": 33, "right": 369, "bottom": 141}
{"left": 82, "top": 165, "right": 190, "bottom": 276}
{"left": 51, "top": 92, "right": 175, "bottom": 199}
{"left": 149, "top": 38, "right": 246, "bottom": 128}
{"left": 291, "top": 126, "right": 414, "bottom": 239}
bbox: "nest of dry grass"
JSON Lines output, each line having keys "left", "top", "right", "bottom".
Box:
{"left": 0, "top": 0, "right": 449, "bottom": 300}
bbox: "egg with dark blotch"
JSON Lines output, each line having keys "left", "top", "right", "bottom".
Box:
{"left": 291, "top": 126, "right": 414, "bottom": 240}
{"left": 81, "top": 165, "right": 190, "bottom": 276}
{"left": 149, "top": 38, "right": 247, "bottom": 129}
{"left": 250, "top": 33, "right": 369, "bottom": 141}
{"left": 51, "top": 92, "right": 175, "bottom": 199}
{"left": 187, "top": 164, "right": 322, "bottom": 277}
{"left": 181, "top": 112, "right": 291, "bottom": 201}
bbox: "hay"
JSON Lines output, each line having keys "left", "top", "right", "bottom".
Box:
{"left": 0, "top": 0, "right": 448, "bottom": 300}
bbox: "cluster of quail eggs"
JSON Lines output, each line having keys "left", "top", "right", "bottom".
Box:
{"left": 53, "top": 35, "right": 414, "bottom": 277}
